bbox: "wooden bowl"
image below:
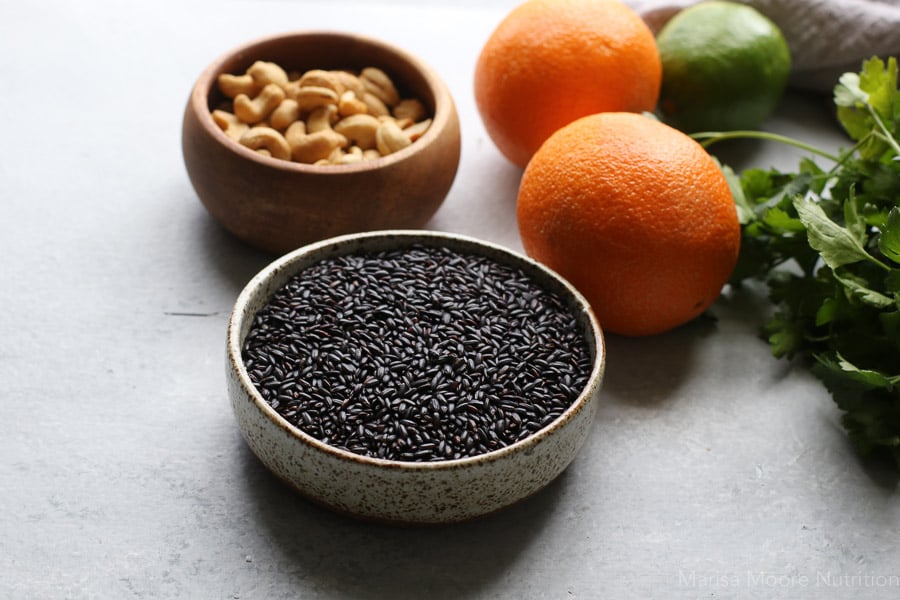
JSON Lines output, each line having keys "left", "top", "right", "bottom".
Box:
{"left": 182, "top": 32, "right": 462, "bottom": 255}
{"left": 227, "top": 230, "right": 606, "bottom": 525}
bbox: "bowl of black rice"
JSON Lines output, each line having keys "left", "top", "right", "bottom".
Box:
{"left": 227, "top": 229, "right": 605, "bottom": 524}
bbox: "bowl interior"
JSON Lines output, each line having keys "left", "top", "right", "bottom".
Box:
{"left": 202, "top": 31, "right": 439, "bottom": 135}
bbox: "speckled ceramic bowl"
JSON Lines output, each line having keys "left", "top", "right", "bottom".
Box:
{"left": 226, "top": 230, "right": 605, "bottom": 525}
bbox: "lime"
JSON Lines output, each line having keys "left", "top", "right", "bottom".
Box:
{"left": 655, "top": 0, "right": 792, "bottom": 133}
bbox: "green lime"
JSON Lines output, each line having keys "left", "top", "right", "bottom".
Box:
{"left": 655, "top": 0, "right": 792, "bottom": 133}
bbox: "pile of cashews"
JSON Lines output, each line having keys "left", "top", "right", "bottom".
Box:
{"left": 211, "top": 60, "right": 432, "bottom": 165}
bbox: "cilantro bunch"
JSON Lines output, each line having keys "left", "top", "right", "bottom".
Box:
{"left": 698, "top": 57, "right": 900, "bottom": 468}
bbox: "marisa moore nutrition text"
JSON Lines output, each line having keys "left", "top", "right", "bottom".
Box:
{"left": 678, "top": 570, "right": 900, "bottom": 590}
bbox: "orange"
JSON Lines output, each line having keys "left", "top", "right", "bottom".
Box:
{"left": 517, "top": 112, "right": 740, "bottom": 337}
{"left": 474, "top": 0, "right": 661, "bottom": 169}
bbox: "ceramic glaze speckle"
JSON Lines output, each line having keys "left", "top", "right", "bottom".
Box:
{"left": 227, "top": 230, "right": 605, "bottom": 525}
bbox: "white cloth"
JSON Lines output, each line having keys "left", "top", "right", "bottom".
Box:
{"left": 627, "top": 0, "right": 900, "bottom": 92}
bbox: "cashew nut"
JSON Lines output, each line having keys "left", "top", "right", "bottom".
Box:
{"left": 362, "top": 92, "right": 390, "bottom": 118}
{"left": 307, "top": 104, "right": 339, "bottom": 133}
{"left": 337, "top": 146, "right": 365, "bottom": 164}
{"left": 375, "top": 119, "right": 412, "bottom": 155}
{"left": 387, "top": 115, "right": 414, "bottom": 130}
{"left": 296, "top": 69, "right": 342, "bottom": 93}
{"left": 239, "top": 126, "right": 292, "bottom": 160}
{"left": 393, "top": 98, "right": 427, "bottom": 122}
{"left": 285, "top": 121, "right": 348, "bottom": 164}
{"left": 360, "top": 67, "right": 400, "bottom": 107}
{"left": 289, "top": 85, "right": 339, "bottom": 112}
{"left": 403, "top": 118, "right": 432, "bottom": 142}
{"left": 338, "top": 90, "right": 368, "bottom": 117}
{"left": 247, "top": 60, "right": 289, "bottom": 88}
{"left": 317, "top": 145, "right": 365, "bottom": 166}
{"left": 333, "top": 113, "right": 379, "bottom": 150}
{"left": 212, "top": 109, "right": 249, "bottom": 141}
{"left": 233, "top": 83, "right": 286, "bottom": 124}
{"left": 332, "top": 70, "right": 367, "bottom": 99}
{"left": 269, "top": 99, "right": 301, "bottom": 131}
{"left": 217, "top": 73, "right": 259, "bottom": 99}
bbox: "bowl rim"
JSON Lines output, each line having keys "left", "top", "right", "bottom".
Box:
{"left": 190, "top": 30, "right": 457, "bottom": 174}
{"left": 227, "top": 229, "right": 606, "bottom": 472}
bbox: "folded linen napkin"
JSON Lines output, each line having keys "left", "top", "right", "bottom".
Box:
{"left": 627, "top": 0, "right": 900, "bottom": 92}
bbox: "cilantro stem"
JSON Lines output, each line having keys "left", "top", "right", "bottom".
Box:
{"left": 868, "top": 105, "right": 900, "bottom": 156}
{"left": 691, "top": 130, "right": 842, "bottom": 163}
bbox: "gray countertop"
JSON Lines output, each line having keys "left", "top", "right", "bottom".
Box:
{"left": 2, "top": 1, "right": 897, "bottom": 598}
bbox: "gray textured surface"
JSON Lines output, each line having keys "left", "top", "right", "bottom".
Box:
{"left": 1, "top": 1, "right": 897, "bottom": 599}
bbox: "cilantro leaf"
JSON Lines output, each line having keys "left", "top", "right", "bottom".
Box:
{"left": 836, "top": 57, "right": 900, "bottom": 158}
{"left": 881, "top": 310, "right": 900, "bottom": 350}
{"left": 816, "top": 353, "right": 900, "bottom": 390}
{"left": 716, "top": 158, "right": 754, "bottom": 224}
{"left": 878, "top": 207, "right": 900, "bottom": 263}
{"left": 793, "top": 195, "right": 875, "bottom": 269}
{"left": 811, "top": 357, "right": 900, "bottom": 463}
{"left": 861, "top": 56, "right": 898, "bottom": 122}
{"left": 886, "top": 269, "right": 900, "bottom": 295}
{"left": 762, "top": 207, "right": 804, "bottom": 233}
{"left": 833, "top": 271, "right": 896, "bottom": 308}
{"left": 765, "top": 312, "right": 805, "bottom": 358}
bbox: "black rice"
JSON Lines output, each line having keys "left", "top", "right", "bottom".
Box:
{"left": 242, "top": 244, "right": 593, "bottom": 462}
